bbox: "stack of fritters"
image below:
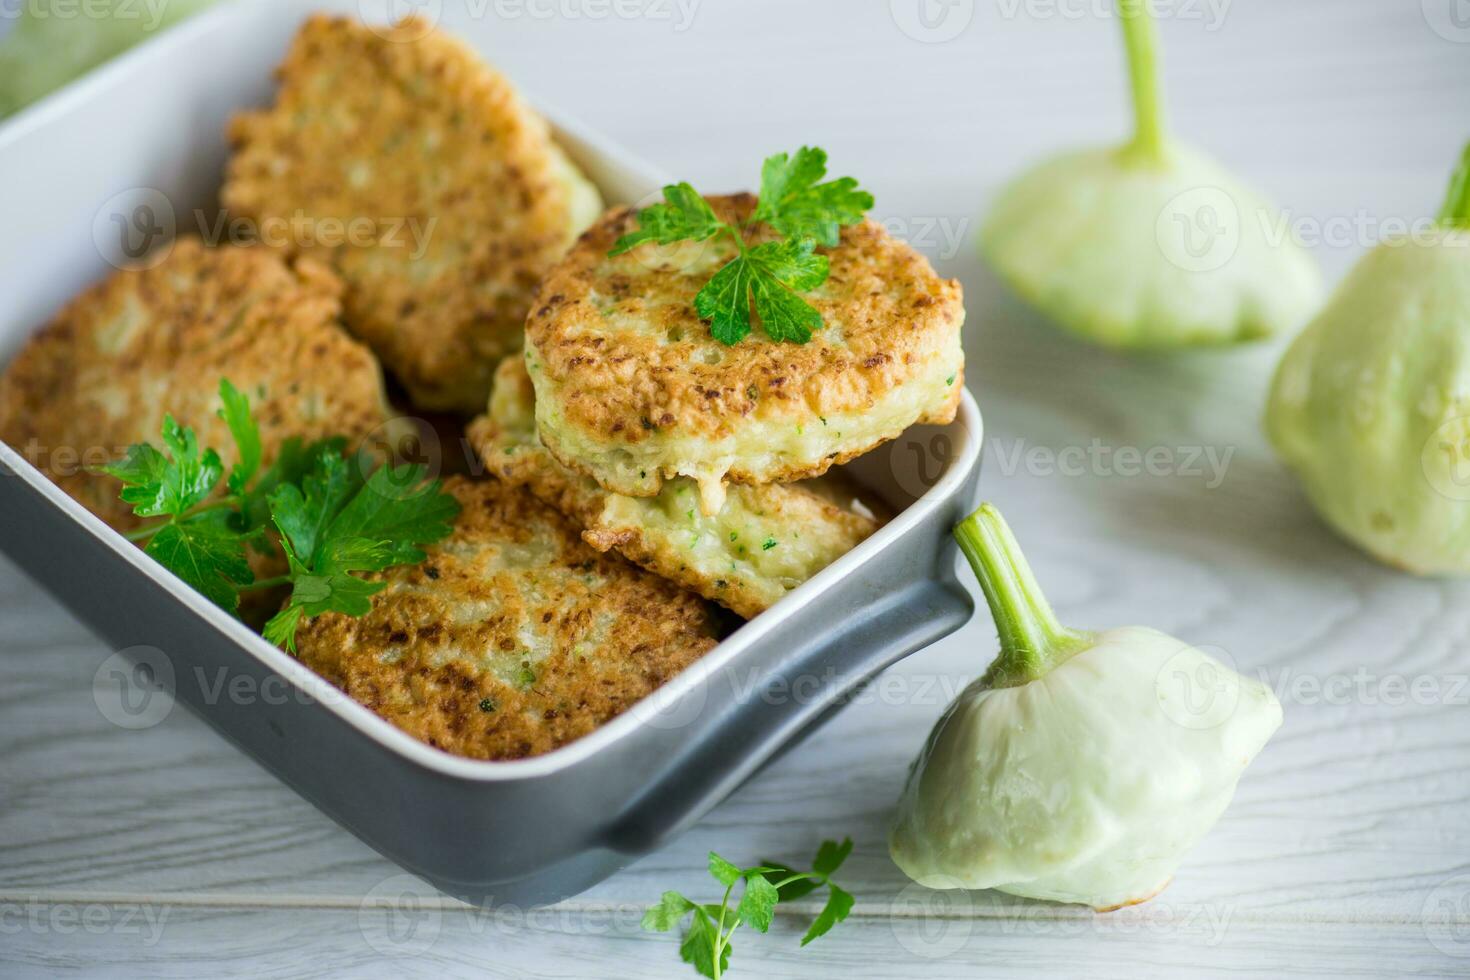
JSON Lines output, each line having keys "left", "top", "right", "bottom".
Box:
{"left": 468, "top": 194, "right": 966, "bottom": 618}
{"left": 468, "top": 357, "right": 886, "bottom": 620}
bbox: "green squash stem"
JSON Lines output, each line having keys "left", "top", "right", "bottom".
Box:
{"left": 1438, "top": 141, "right": 1470, "bottom": 231}
{"left": 1117, "top": 0, "right": 1169, "bottom": 167}
{"left": 953, "top": 504, "right": 1094, "bottom": 689}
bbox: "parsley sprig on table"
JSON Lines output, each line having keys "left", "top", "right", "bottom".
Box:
{"left": 644, "top": 839, "right": 855, "bottom": 978}
{"left": 609, "top": 147, "right": 874, "bottom": 346}
{"left": 103, "top": 379, "right": 458, "bottom": 651}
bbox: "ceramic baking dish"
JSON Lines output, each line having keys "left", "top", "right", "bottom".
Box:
{"left": 0, "top": 0, "right": 984, "bottom": 906}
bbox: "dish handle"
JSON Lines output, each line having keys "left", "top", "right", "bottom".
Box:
{"left": 603, "top": 570, "right": 975, "bottom": 854}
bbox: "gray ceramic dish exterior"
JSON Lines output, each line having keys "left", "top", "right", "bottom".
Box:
{"left": 0, "top": 0, "right": 984, "bottom": 906}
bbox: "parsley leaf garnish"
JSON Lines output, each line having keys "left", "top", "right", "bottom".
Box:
{"left": 325, "top": 461, "right": 460, "bottom": 566}
{"left": 266, "top": 446, "right": 363, "bottom": 564}
{"left": 146, "top": 511, "right": 253, "bottom": 613}
{"left": 101, "top": 379, "right": 458, "bottom": 648}
{"left": 753, "top": 147, "right": 875, "bottom": 247}
{"left": 104, "top": 410, "right": 243, "bottom": 611}
{"left": 609, "top": 182, "right": 725, "bottom": 255}
{"left": 611, "top": 147, "right": 873, "bottom": 346}
{"left": 218, "top": 379, "right": 262, "bottom": 497}
{"left": 644, "top": 838, "right": 854, "bottom": 978}
{"left": 105, "top": 415, "right": 223, "bottom": 519}
{"left": 695, "top": 238, "right": 830, "bottom": 345}
{"left": 264, "top": 455, "right": 458, "bottom": 652}
{"left": 237, "top": 435, "right": 349, "bottom": 553}
{"left": 693, "top": 253, "right": 754, "bottom": 346}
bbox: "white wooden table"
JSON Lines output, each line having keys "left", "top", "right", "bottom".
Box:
{"left": 4, "top": 1, "right": 1470, "bottom": 975}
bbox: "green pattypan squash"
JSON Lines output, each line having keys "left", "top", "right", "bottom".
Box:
{"left": 890, "top": 505, "right": 1282, "bottom": 910}
{"left": 981, "top": 1, "right": 1320, "bottom": 349}
{"left": 1266, "top": 143, "right": 1470, "bottom": 574}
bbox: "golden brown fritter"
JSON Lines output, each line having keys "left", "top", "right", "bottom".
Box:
{"left": 468, "top": 357, "right": 882, "bottom": 619}
{"left": 292, "top": 476, "right": 721, "bottom": 761}
{"left": 222, "top": 14, "right": 602, "bottom": 413}
{"left": 524, "top": 193, "right": 966, "bottom": 514}
{"left": 0, "top": 237, "right": 392, "bottom": 533}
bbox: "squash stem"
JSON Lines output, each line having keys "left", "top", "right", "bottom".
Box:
{"left": 1438, "top": 141, "right": 1470, "bottom": 231}
{"left": 1118, "top": 0, "right": 1168, "bottom": 166}
{"left": 953, "top": 504, "right": 1093, "bottom": 689}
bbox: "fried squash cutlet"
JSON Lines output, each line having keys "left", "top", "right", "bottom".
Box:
{"left": 0, "top": 237, "right": 393, "bottom": 532}
{"left": 292, "top": 476, "right": 721, "bottom": 761}
{"left": 468, "top": 357, "right": 883, "bottom": 619}
{"left": 222, "top": 14, "right": 603, "bottom": 412}
{"left": 524, "top": 194, "right": 965, "bottom": 514}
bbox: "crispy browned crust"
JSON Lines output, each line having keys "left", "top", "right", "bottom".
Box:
{"left": 222, "top": 14, "right": 577, "bottom": 412}
{"left": 292, "top": 477, "right": 721, "bottom": 761}
{"left": 524, "top": 193, "right": 965, "bottom": 491}
{"left": 467, "top": 358, "right": 882, "bottom": 619}
{"left": 0, "top": 237, "right": 391, "bottom": 533}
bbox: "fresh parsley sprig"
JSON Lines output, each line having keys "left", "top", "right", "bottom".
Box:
{"left": 261, "top": 450, "right": 459, "bottom": 651}
{"left": 609, "top": 147, "right": 874, "bottom": 346}
{"left": 102, "top": 379, "right": 458, "bottom": 649}
{"left": 644, "top": 839, "right": 855, "bottom": 979}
